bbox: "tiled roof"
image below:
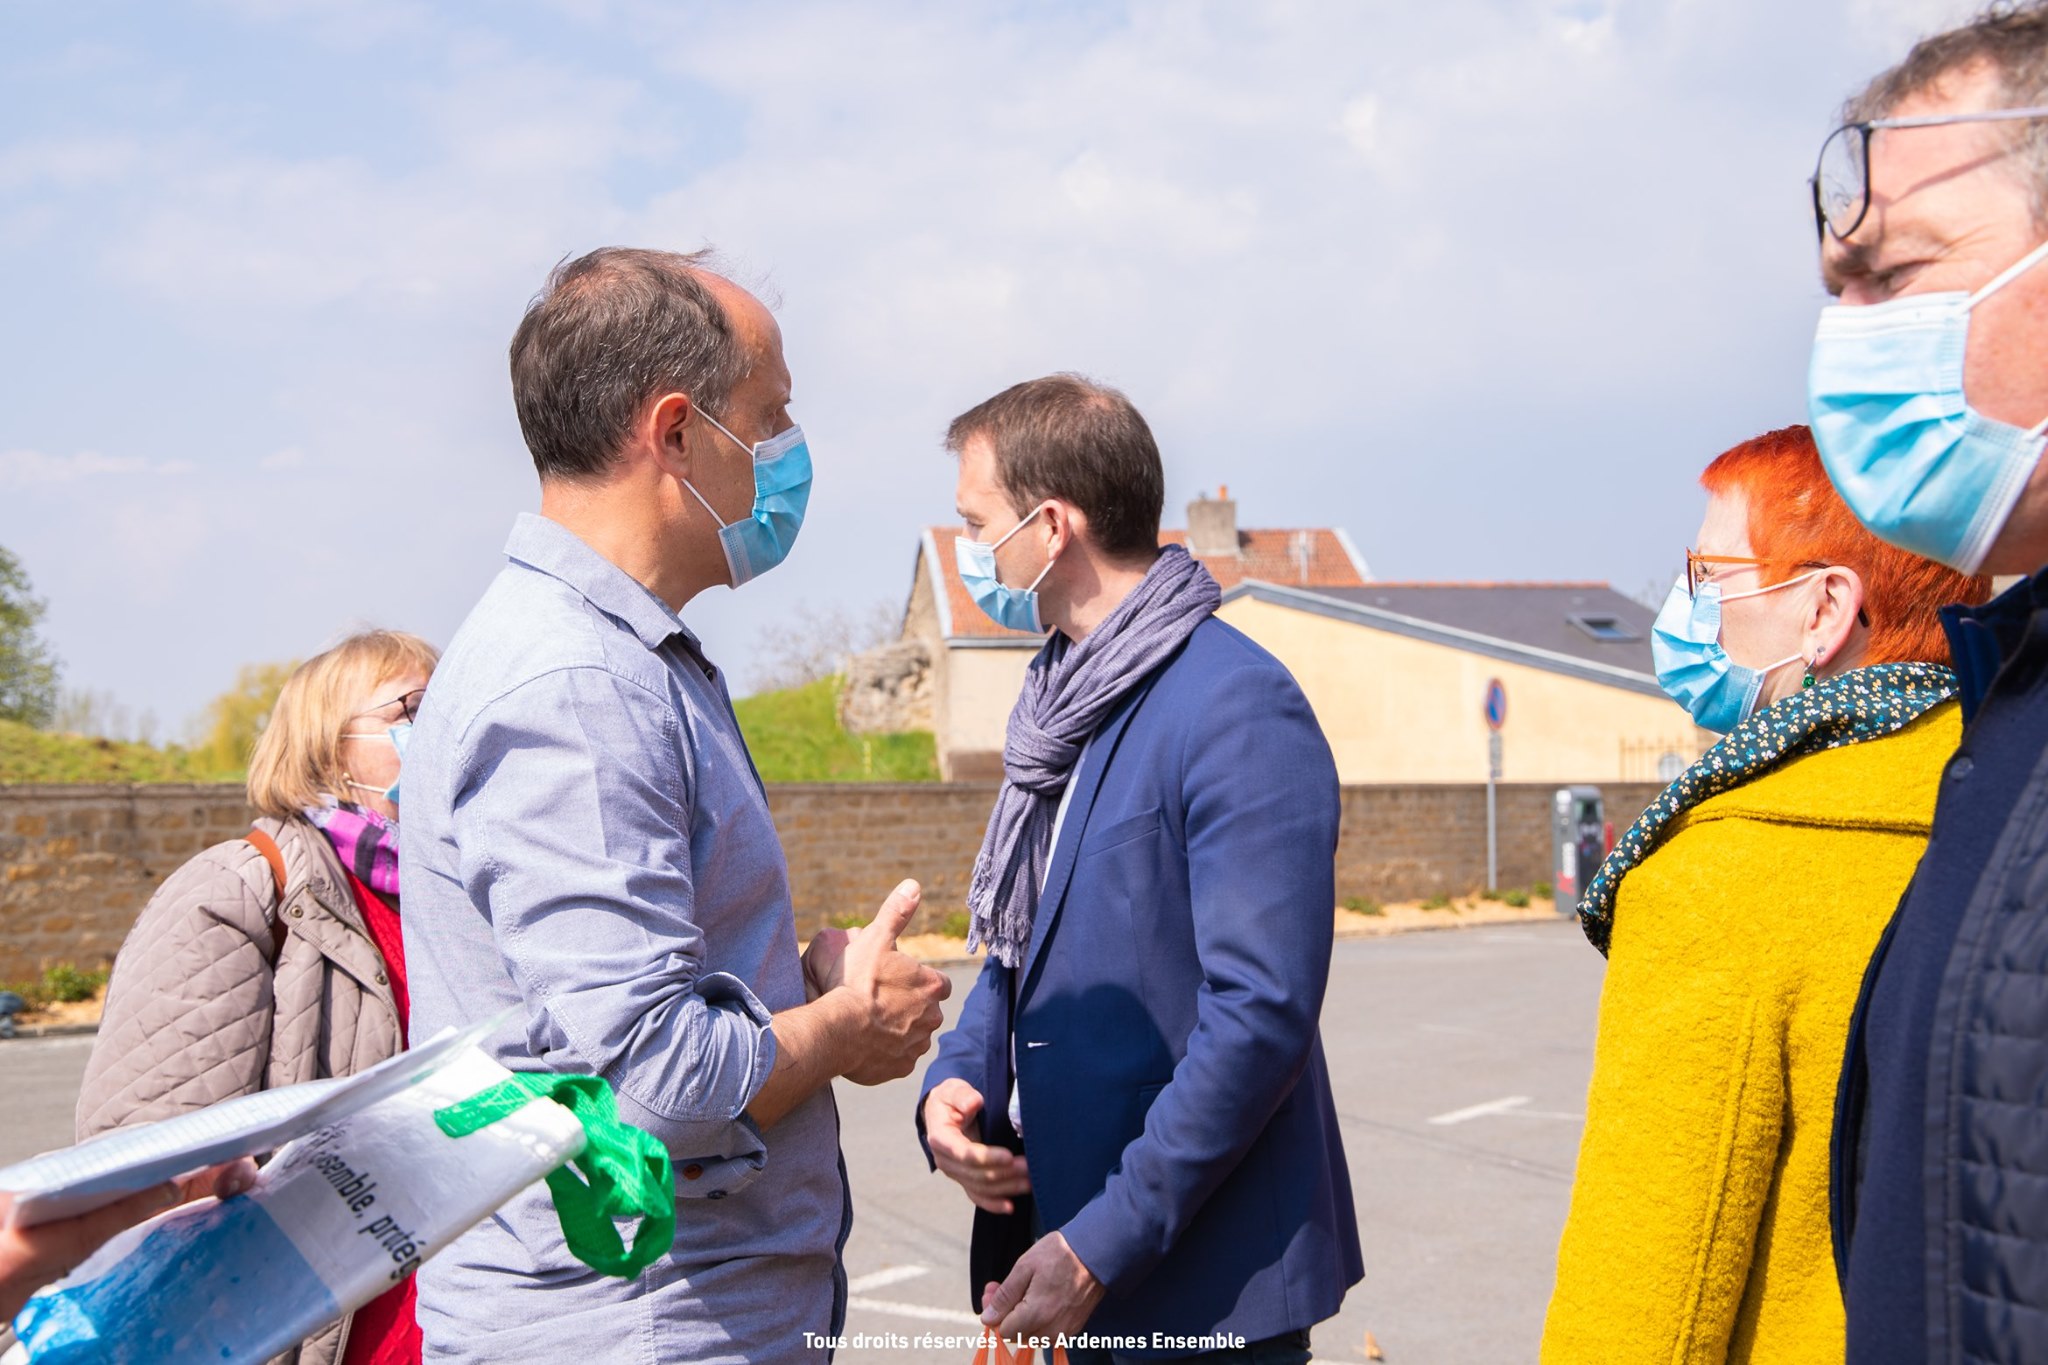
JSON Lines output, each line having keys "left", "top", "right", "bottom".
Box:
{"left": 922, "top": 526, "right": 1370, "bottom": 641}
{"left": 1162, "top": 529, "right": 1371, "bottom": 591}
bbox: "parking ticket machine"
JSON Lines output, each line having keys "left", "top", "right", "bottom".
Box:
{"left": 1553, "top": 786, "right": 1607, "bottom": 916}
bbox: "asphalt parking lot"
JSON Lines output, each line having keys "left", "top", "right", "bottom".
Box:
{"left": 2, "top": 918, "right": 1604, "bottom": 1364}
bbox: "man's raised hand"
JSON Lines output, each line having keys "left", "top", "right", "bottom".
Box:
{"left": 839, "top": 879, "right": 950, "bottom": 1085}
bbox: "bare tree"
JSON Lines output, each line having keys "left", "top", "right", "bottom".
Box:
{"left": 1623, "top": 573, "right": 1680, "bottom": 613}
{"left": 748, "top": 598, "right": 902, "bottom": 696}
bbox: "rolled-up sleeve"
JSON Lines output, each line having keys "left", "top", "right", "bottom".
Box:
{"left": 452, "top": 664, "right": 776, "bottom": 1197}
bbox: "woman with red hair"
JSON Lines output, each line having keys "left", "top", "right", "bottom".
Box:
{"left": 1542, "top": 426, "right": 1989, "bottom": 1364}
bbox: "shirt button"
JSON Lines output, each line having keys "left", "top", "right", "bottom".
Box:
{"left": 1950, "top": 755, "right": 1976, "bottom": 781}
{"left": 682, "top": 1163, "right": 703, "bottom": 1181}
{"left": 289, "top": 906, "right": 303, "bottom": 918}
{"left": 375, "top": 971, "right": 388, "bottom": 985}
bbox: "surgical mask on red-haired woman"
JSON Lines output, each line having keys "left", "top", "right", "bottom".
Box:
{"left": 1652, "top": 572, "right": 1824, "bottom": 733}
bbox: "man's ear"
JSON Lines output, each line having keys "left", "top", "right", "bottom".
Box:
{"left": 644, "top": 393, "right": 697, "bottom": 482}
{"left": 1042, "top": 500, "right": 1084, "bottom": 559}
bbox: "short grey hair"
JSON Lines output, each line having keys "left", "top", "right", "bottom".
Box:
{"left": 1846, "top": 1, "right": 2048, "bottom": 224}
{"left": 509, "top": 246, "right": 749, "bottom": 482}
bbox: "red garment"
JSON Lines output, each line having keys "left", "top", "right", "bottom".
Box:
{"left": 339, "top": 868, "right": 420, "bottom": 1365}
{"left": 341, "top": 867, "right": 410, "bottom": 1038}
{"left": 343, "top": 1279, "right": 421, "bottom": 1365}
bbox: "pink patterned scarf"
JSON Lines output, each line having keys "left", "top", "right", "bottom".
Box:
{"left": 304, "top": 801, "right": 400, "bottom": 905}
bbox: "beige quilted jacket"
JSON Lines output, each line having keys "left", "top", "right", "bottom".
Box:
{"left": 76, "top": 814, "right": 403, "bottom": 1365}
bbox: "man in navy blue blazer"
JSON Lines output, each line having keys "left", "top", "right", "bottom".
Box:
{"left": 916, "top": 374, "right": 1363, "bottom": 1364}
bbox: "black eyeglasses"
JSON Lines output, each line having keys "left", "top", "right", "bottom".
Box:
{"left": 1812, "top": 106, "right": 2048, "bottom": 242}
{"left": 352, "top": 688, "right": 426, "bottom": 724}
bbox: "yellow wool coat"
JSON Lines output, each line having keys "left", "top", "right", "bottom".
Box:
{"left": 1540, "top": 701, "right": 1960, "bottom": 1365}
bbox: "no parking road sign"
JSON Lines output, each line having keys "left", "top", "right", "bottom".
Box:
{"left": 1483, "top": 679, "right": 1506, "bottom": 889}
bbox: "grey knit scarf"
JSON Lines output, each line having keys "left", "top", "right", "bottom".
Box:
{"left": 966, "top": 544, "right": 1221, "bottom": 967}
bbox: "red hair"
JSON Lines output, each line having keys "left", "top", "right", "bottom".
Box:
{"left": 1699, "top": 425, "right": 1991, "bottom": 666}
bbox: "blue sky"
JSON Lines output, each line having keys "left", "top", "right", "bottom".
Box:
{"left": 0, "top": 0, "right": 1981, "bottom": 733}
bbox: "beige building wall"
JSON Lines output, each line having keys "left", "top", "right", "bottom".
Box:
{"left": 919, "top": 593, "right": 1701, "bottom": 785}
{"left": 1215, "top": 597, "right": 1705, "bottom": 785}
{"left": 903, "top": 547, "right": 1040, "bottom": 779}
{"left": 938, "top": 647, "right": 1035, "bottom": 778}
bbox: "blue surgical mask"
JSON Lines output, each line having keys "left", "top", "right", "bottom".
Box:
{"left": 342, "top": 720, "right": 411, "bottom": 805}
{"left": 1651, "top": 577, "right": 1811, "bottom": 734}
{"left": 1808, "top": 238, "right": 2048, "bottom": 572}
{"left": 685, "top": 414, "right": 813, "bottom": 586}
{"left": 955, "top": 506, "right": 1055, "bottom": 634}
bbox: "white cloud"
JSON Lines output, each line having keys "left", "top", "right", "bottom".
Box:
{"left": 0, "top": 136, "right": 140, "bottom": 192}
{"left": 1845, "top": 0, "right": 1987, "bottom": 59}
{"left": 103, "top": 495, "right": 215, "bottom": 605}
{"left": 0, "top": 450, "right": 195, "bottom": 488}
{"left": 198, "top": 0, "right": 439, "bottom": 50}
{"left": 0, "top": 0, "right": 2004, "bottom": 723}
{"left": 1338, "top": 94, "right": 1382, "bottom": 158}
{"left": 100, "top": 49, "right": 657, "bottom": 315}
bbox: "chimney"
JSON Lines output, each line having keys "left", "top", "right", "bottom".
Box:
{"left": 1289, "top": 529, "right": 1313, "bottom": 585}
{"left": 1187, "top": 485, "right": 1240, "bottom": 558}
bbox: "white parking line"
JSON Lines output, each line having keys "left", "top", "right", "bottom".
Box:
{"left": 844, "top": 1294, "right": 985, "bottom": 1327}
{"left": 1416, "top": 1022, "right": 1490, "bottom": 1037}
{"left": 847, "top": 1265, "right": 932, "bottom": 1294}
{"left": 1427, "top": 1095, "right": 1532, "bottom": 1125}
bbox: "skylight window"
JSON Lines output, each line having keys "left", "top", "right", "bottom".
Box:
{"left": 1569, "top": 613, "right": 1639, "bottom": 642}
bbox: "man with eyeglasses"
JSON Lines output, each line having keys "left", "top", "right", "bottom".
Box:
{"left": 1808, "top": 5, "right": 2048, "bottom": 1360}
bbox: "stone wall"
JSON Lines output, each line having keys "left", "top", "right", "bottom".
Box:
{"left": 1335, "top": 782, "right": 1664, "bottom": 903}
{"left": 1, "top": 785, "right": 260, "bottom": 982}
{"left": 0, "top": 780, "right": 1665, "bottom": 979}
{"left": 837, "top": 639, "right": 935, "bottom": 736}
{"left": 769, "top": 783, "right": 996, "bottom": 936}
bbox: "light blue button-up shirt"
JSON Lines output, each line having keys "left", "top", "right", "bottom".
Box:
{"left": 401, "top": 513, "right": 847, "bottom": 1364}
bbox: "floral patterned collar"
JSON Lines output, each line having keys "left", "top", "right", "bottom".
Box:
{"left": 1577, "top": 661, "right": 1959, "bottom": 956}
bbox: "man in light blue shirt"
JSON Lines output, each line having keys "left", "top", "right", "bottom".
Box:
{"left": 401, "top": 247, "right": 950, "bottom": 1364}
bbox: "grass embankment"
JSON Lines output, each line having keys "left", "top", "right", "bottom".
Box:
{"left": 2, "top": 677, "right": 939, "bottom": 786}
{"left": 0, "top": 719, "right": 237, "bottom": 784}
{"left": 733, "top": 677, "right": 938, "bottom": 783}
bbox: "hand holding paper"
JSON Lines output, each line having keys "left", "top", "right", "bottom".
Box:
{"left": 2, "top": 1033, "right": 675, "bottom": 1365}
{"left": 0, "top": 1159, "right": 257, "bottom": 1322}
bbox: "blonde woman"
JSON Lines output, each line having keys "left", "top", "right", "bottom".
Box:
{"left": 77, "top": 628, "right": 436, "bottom": 1365}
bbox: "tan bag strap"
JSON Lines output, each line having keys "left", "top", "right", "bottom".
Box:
{"left": 245, "top": 827, "right": 291, "bottom": 959}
